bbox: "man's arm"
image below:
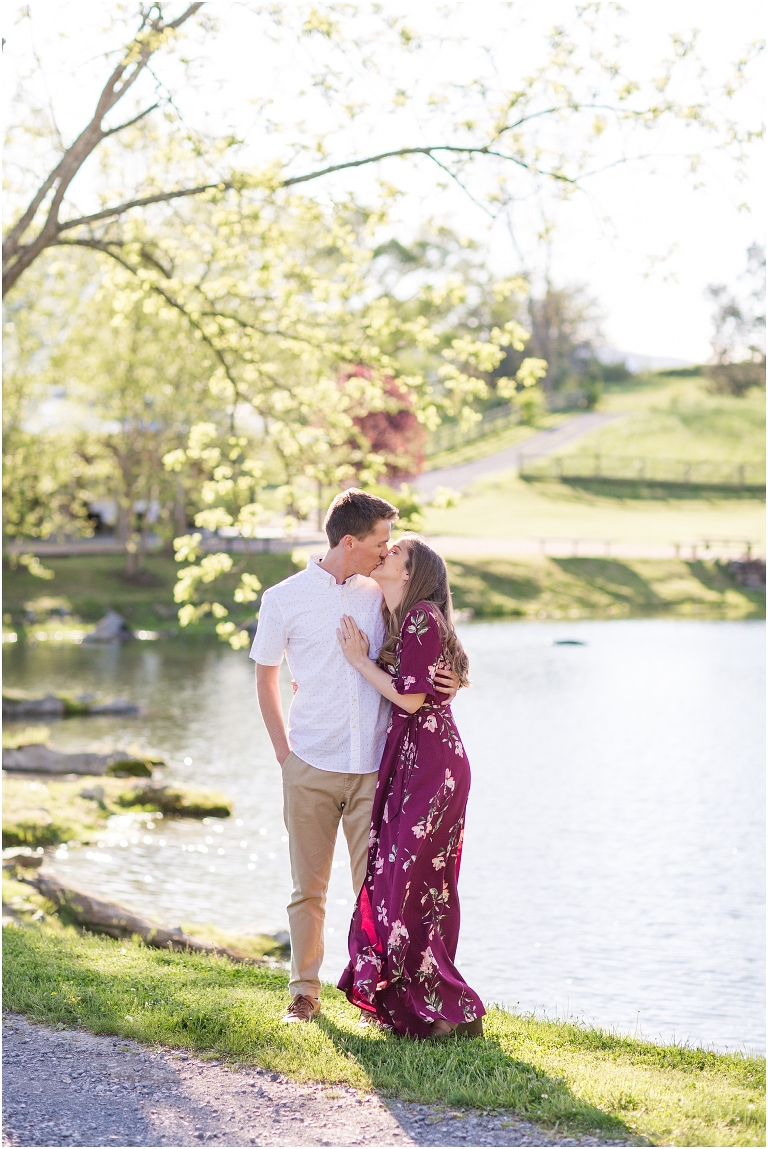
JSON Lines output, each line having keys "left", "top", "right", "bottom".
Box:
{"left": 255, "top": 664, "right": 290, "bottom": 766}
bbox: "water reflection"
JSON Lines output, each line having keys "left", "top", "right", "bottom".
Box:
{"left": 3, "top": 620, "right": 764, "bottom": 1052}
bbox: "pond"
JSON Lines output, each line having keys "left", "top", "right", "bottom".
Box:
{"left": 3, "top": 619, "right": 764, "bottom": 1053}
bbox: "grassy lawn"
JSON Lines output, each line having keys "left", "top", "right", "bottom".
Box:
{"left": 3, "top": 911, "right": 764, "bottom": 1146}
{"left": 422, "top": 471, "right": 765, "bottom": 550}
{"left": 446, "top": 557, "right": 764, "bottom": 620}
{"left": 2, "top": 552, "right": 297, "bottom": 633}
{"left": 559, "top": 374, "right": 765, "bottom": 464}
{"left": 2, "top": 551, "right": 763, "bottom": 632}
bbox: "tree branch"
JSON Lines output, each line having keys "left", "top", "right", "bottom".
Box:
{"left": 102, "top": 102, "right": 160, "bottom": 138}
{"left": 2, "top": 3, "right": 204, "bottom": 296}
{"left": 280, "top": 144, "right": 575, "bottom": 188}
{"left": 57, "top": 184, "right": 227, "bottom": 233}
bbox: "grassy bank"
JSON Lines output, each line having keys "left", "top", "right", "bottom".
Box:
{"left": 2, "top": 912, "right": 764, "bottom": 1146}
{"left": 446, "top": 556, "right": 763, "bottom": 620}
{"left": 3, "top": 552, "right": 763, "bottom": 633}
{"left": 2, "top": 552, "right": 296, "bottom": 636}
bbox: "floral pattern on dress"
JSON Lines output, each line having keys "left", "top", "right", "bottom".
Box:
{"left": 338, "top": 602, "right": 485, "bottom": 1038}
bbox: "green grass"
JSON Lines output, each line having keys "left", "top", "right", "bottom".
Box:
{"left": 2, "top": 551, "right": 763, "bottom": 637}
{"left": 3, "top": 916, "right": 764, "bottom": 1146}
{"left": 446, "top": 557, "right": 764, "bottom": 620}
{"left": 2, "top": 552, "right": 298, "bottom": 633}
{"left": 422, "top": 472, "right": 765, "bottom": 550}
{"left": 569, "top": 374, "right": 765, "bottom": 464}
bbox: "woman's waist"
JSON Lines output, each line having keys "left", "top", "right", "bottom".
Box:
{"left": 390, "top": 701, "right": 453, "bottom": 720}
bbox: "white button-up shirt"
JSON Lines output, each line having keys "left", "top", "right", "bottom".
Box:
{"left": 250, "top": 556, "right": 389, "bottom": 774}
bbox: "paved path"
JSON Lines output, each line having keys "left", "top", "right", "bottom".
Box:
{"left": 2, "top": 1015, "right": 626, "bottom": 1147}
{"left": 415, "top": 413, "right": 624, "bottom": 499}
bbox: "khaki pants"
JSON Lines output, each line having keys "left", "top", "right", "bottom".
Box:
{"left": 282, "top": 751, "right": 378, "bottom": 999}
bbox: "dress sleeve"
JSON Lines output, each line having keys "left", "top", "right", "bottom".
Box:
{"left": 394, "top": 605, "right": 443, "bottom": 697}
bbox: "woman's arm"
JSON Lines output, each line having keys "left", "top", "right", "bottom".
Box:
{"left": 337, "top": 615, "right": 426, "bottom": 714}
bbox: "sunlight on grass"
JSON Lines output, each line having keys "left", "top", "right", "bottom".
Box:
{"left": 423, "top": 472, "right": 765, "bottom": 549}
{"left": 444, "top": 556, "right": 764, "bottom": 620}
{"left": 597, "top": 375, "right": 765, "bottom": 461}
{"left": 3, "top": 920, "right": 764, "bottom": 1146}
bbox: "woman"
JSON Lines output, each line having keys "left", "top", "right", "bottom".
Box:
{"left": 336, "top": 535, "right": 485, "bottom": 1039}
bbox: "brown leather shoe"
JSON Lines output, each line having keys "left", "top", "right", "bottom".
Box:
{"left": 280, "top": 994, "right": 320, "bottom": 1024}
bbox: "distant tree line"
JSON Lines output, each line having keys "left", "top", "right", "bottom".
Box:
{"left": 705, "top": 244, "right": 766, "bottom": 396}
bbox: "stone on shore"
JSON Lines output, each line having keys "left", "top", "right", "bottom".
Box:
{"left": 2, "top": 691, "right": 139, "bottom": 719}
{"left": 2, "top": 745, "right": 152, "bottom": 777}
{"left": 82, "top": 610, "right": 133, "bottom": 643}
{"left": 85, "top": 699, "right": 140, "bottom": 714}
{"left": 2, "top": 693, "right": 64, "bottom": 718}
{"left": 28, "top": 871, "right": 266, "bottom": 964}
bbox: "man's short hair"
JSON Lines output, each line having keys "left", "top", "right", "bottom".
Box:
{"left": 324, "top": 487, "right": 398, "bottom": 548}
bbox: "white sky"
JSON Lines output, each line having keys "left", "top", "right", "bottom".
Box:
{"left": 3, "top": 1, "right": 765, "bottom": 362}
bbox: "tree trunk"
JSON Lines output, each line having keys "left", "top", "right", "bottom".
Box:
{"left": 173, "top": 479, "right": 188, "bottom": 538}
{"left": 316, "top": 478, "right": 324, "bottom": 530}
{"left": 29, "top": 871, "right": 268, "bottom": 965}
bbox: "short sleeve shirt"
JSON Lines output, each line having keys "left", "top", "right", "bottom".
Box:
{"left": 250, "top": 556, "right": 389, "bottom": 774}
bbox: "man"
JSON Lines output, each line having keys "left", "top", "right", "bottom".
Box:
{"left": 252, "top": 488, "right": 458, "bottom": 1024}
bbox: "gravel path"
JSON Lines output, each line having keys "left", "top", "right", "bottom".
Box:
{"left": 415, "top": 413, "right": 624, "bottom": 499}
{"left": 3, "top": 1015, "right": 628, "bottom": 1147}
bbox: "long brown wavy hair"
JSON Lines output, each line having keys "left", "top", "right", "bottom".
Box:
{"left": 377, "top": 535, "right": 469, "bottom": 688}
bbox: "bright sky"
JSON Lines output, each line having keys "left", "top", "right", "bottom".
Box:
{"left": 3, "top": 1, "right": 765, "bottom": 363}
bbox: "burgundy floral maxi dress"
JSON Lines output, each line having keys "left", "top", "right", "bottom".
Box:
{"left": 338, "top": 602, "right": 485, "bottom": 1038}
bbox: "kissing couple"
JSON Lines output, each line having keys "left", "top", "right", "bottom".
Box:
{"left": 252, "top": 488, "right": 484, "bottom": 1039}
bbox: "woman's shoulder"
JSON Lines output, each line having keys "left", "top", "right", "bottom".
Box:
{"left": 401, "top": 601, "right": 440, "bottom": 635}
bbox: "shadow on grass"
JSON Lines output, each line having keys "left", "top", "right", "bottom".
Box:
{"left": 446, "top": 559, "right": 539, "bottom": 614}
{"left": 551, "top": 558, "right": 663, "bottom": 608}
{"left": 523, "top": 477, "right": 765, "bottom": 502}
{"left": 315, "top": 1013, "right": 637, "bottom": 1141}
{"left": 4, "top": 924, "right": 638, "bottom": 1141}
{"left": 685, "top": 559, "right": 763, "bottom": 597}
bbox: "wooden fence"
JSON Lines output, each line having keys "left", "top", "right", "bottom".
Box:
{"left": 518, "top": 453, "right": 766, "bottom": 492}
{"left": 426, "top": 390, "right": 588, "bottom": 456}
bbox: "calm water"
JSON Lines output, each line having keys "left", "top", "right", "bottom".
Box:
{"left": 3, "top": 620, "right": 764, "bottom": 1052}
